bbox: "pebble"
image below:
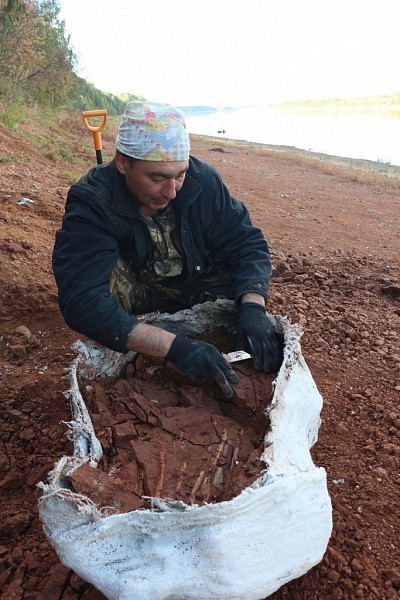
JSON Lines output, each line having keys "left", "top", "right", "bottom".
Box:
{"left": 382, "top": 283, "right": 400, "bottom": 296}
{"left": 40, "top": 563, "right": 71, "bottom": 600}
{"left": 15, "top": 325, "right": 32, "bottom": 337}
{"left": 19, "top": 428, "right": 35, "bottom": 441}
{"left": 298, "top": 314, "right": 308, "bottom": 326}
{"left": 2, "top": 569, "right": 24, "bottom": 599}
{"left": 374, "top": 466, "right": 389, "bottom": 479}
{"left": 326, "top": 568, "right": 341, "bottom": 583}
{"left": 9, "top": 345, "right": 27, "bottom": 357}
{"left": 351, "top": 558, "right": 364, "bottom": 572}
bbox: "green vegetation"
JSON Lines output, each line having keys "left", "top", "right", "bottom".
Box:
{"left": 0, "top": 0, "right": 75, "bottom": 105}
{"left": 62, "top": 169, "right": 82, "bottom": 183}
{"left": 274, "top": 93, "right": 400, "bottom": 115}
{"left": 0, "top": 152, "right": 14, "bottom": 162}
{"left": 0, "top": 101, "right": 21, "bottom": 128}
{"left": 68, "top": 75, "right": 144, "bottom": 115}
{"left": 0, "top": 0, "right": 143, "bottom": 115}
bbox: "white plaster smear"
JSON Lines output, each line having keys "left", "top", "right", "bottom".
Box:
{"left": 39, "top": 301, "right": 332, "bottom": 600}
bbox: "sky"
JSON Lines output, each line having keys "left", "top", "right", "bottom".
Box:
{"left": 58, "top": 0, "right": 400, "bottom": 107}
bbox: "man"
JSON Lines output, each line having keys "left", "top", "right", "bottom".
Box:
{"left": 53, "top": 101, "right": 281, "bottom": 398}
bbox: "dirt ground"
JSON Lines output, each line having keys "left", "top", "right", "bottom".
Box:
{"left": 0, "top": 118, "right": 399, "bottom": 600}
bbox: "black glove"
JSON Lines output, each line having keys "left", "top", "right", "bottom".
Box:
{"left": 237, "top": 302, "right": 282, "bottom": 373}
{"left": 166, "top": 336, "right": 239, "bottom": 399}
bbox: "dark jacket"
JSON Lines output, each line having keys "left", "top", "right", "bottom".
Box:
{"left": 52, "top": 156, "right": 272, "bottom": 352}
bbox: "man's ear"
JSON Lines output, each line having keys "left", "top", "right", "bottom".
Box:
{"left": 115, "top": 152, "right": 128, "bottom": 174}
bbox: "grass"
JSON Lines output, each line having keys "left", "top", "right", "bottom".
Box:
{"left": 0, "top": 103, "right": 25, "bottom": 130}
{"left": 274, "top": 92, "right": 400, "bottom": 115}
{"left": 313, "top": 158, "right": 400, "bottom": 189}
{"left": 191, "top": 134, "right": 400, "bottom": 191}
{"left": 4, "top": 104, "right": 97, "bottom": 164}
{"left": 266, "top": 147, "right": 400, "bottom": 190}
{"left": 62, "top": 169, "right": 81, "bottom": 182}
{"left": 0, "top": 153, "right": 15, "bottom": 163}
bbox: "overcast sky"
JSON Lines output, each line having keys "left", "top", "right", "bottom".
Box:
{"left": 58, "top": 0, "right": 400, "bottom": 107}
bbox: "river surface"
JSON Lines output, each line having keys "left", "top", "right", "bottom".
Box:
{"left": 184, "top": 107, "right": 400, "bottom": 167}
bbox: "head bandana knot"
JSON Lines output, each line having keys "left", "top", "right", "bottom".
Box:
{"left": 116, "top": 101, "right": 190, "bottom": 161}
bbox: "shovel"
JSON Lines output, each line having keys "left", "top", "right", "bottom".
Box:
{"left": 82, "top": 109, "right": 107, "bottom": 165}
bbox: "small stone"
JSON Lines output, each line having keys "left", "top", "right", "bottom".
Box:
{"left": 9, "top": 345, "right": 27, "bottom": 358}
{"left": 125, "top": 362, "right": 136, "bottom": 377}
{"left": 293, "top": 273, "right": 309, "bottom": 283}
{"left": 273, "top": 261, "right": 290, "bottom": 275}
{"left": 374, "top": 466, "right": 389, "bottom": 479}
{"left": 19, "top": 428, "right": 35, "bottom": 441}
{"left": 342, "top": 577, "right": 354, "bottom": 591}
{"left": 40, "top": 564, "right": 71, "bottom": 600}
{"left": 2, "top": 574, "right": 24, "bottom": 600}
{"left": 382, "top": 283, "right": 400, "bottom": 296}
{"left": 298, "top": 313, "right": 308, "bottom": 326}
{"left": 314, "top": 271, "right": 328, "bottom": 279}
{"left": 272, "top": 292, "right": 285, "bottom": 304}
{"left": 364, "top": 444, "right": 376, "bottom": 453}
{"left": 15, "top": 325, "right": 32, "bottom": 337}
{"left": 386, "top": 568, "right": 400, "bottom": 589}
{"left": 327, "top": 546, "right": 348, "bottom": 568}
{"left": 351, "top": 558, "right": 364, "bottom": 572}
{"left": 112, "top": 421, "right": 138, "bottom": 448}
{"left": 326, "top": 568, "right": 341, "bottom": 583}
{"left": 27, "top": 335, "right": 40, "bottom": 348}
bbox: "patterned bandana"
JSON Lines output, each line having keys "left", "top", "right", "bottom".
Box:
{"left": 116, "top": 101, "right": 190, "bottom": 161}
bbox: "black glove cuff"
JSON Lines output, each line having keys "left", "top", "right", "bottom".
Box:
{"left": 240, "top": 302, "right": 266, "bottom": 315}
{"left": 166, "top": 336, "right": 182, "bottom": 362}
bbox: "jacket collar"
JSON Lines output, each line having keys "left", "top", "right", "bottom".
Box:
{"left": 109, "top": 158, "right": 202, "bottom": 219}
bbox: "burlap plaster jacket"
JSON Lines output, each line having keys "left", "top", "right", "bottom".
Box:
{"left": 52, "top": 156, "right": 272, "bottom": 352}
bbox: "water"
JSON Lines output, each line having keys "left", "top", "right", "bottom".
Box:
{"left": 184, "top": 107, "right": 400, "bottom": 167}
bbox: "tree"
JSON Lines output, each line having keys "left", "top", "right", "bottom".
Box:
{"left": 0, "top": 0, "right": 26, "bottom": 28}
{"left": 0, "top": 0, "right": 76, "bottom": 104}
{"left": 0, "top": 1, "right": 142, "bottom": 111}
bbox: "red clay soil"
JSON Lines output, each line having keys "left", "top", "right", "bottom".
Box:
{"left": 70, "top": 344, "right": 274, "bottom": 511}
{"left": 0, "top": 120, "right": 399, "bottom": 599}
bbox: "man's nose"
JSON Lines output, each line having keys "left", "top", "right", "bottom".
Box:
{"left": 161, "top": 179, "right": 177, "bottom": 199}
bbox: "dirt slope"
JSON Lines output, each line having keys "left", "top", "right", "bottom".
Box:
{"left": 0, "top": 119, "right": 399, "bottom": 599}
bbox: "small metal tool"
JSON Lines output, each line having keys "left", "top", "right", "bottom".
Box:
{"left": 223, "top": 350, "right": 252, "bottom": 363}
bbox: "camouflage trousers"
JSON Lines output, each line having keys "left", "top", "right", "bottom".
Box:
{"left": 110, "top": 257, "right": 235, "bottom": 315}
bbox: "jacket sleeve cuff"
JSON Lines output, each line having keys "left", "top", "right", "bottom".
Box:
{"left": 234, "top": 285, "right": 269, "bottom": 305}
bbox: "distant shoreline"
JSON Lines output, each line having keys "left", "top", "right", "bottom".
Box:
{"left": 190, "top": 133, "right": 400, "bottom": 189}
{"left": 191, "top": 132, "right": 397, "bottom": 169}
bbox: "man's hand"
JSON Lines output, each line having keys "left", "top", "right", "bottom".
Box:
{"left": 166, "top": 336, "right": 239, "bottom": 398}
{"left": 237, "top": 302, "right": 282, "bottom": 372}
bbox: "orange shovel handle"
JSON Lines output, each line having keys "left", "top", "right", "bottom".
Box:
{"left": 82, "top": 110, "right": 107, "bottom": 163}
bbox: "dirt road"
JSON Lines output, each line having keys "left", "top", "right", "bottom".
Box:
{"left": 0, "top": 120, "right": 399, "bottom": 599}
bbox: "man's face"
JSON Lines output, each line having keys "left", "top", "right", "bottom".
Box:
{"left": 116, "top": 154, "right": 189, "bottom": 217}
